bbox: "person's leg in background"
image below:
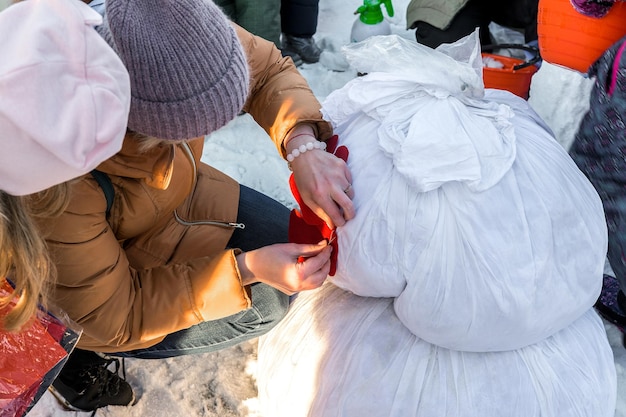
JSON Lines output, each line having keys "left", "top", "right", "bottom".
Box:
{"left": 280, "top": 0, "right": 321, "bottom": 64}
{"left": 486, "top": 0, "right": 538, "bottom": 44}
{"left": 213, "top": 0, "right": 235, "bottom": 19}
{"left": 410, "top": 0, "right": 492, "bottom": 48}
{"left": 214, "top": 0, "right": 281, "bottom": 45}
{"left": 483, "top": 0, "right": 539, "bottom": 64}
{"left": 235, "top": 0, "right": 281, "bottom": 45}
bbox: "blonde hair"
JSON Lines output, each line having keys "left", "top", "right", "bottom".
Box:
{"left": 0, "top": 183, "right": 70, "bottom": 332}
{"left": 125, "top": 129, "right": 180, "bottom": 153}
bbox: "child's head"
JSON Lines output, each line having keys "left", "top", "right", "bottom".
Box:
{"left": 0, "top": 0, "right": 130, "bottom": 197}
{"left": 98, "top": 0, "right": 251, "bottom": 141}
{"left": 0, "top": 0, "right": 131, "bottom": 331}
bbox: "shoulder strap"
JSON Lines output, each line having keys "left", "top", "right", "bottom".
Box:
{"left": 90, "top": 169, "right": 115, "bottom": 217}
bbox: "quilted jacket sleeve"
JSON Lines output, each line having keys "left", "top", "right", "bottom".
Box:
{"left": 234, "top": 24, "right": 333, "bottom": 157}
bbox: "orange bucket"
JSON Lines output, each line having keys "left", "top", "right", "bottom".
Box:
{"left": 482, "top": 45, "right": 539, "bottom": 100}
{"left": 538, "top": 0, "right": 626, "bottom": 73}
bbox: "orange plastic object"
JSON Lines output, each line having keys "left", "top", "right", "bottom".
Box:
{"left": 482, "top": 53, "right": 538, "bottom": 99}
{"left": 538, "top": 0, "right": 626, "bottom": 73}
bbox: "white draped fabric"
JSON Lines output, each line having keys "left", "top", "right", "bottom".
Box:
{"left": 258, "top": 33, "right": 616, "bottom": 417}
{"left": 258, "top": 283, "right": 615, "bottom": 417}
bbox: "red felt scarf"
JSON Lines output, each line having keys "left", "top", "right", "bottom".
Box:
{"left": 287, "top": 135, "right": 349, "bottom": 276}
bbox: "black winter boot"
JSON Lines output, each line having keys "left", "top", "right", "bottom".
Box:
{"left": 280, "top": 34, "right": 321, "bottom": 64}
{"left": 279, "top": 46, "right": 304, "bottom": 67}
{"left": 50, "top": 348, "right": 135, "bottom": 413}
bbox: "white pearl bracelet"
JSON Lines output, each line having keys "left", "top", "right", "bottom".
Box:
{"left": 286, "top": 140, "right": 327, "bottom": 168}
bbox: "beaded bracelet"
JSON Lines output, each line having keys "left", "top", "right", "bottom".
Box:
{"left": 286, "top": 139, "right": 327, "bottom": 170}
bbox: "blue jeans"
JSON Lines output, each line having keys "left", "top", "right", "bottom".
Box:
{"left": 116, "top": 185, "right": 291, "bottom": 359}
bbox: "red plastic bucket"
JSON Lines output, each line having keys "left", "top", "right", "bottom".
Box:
{"left": 538, "top": 0, "right": 626, "bottom": 73}
{"left": 482, "top": 45, "right": 539, "bottom": 100}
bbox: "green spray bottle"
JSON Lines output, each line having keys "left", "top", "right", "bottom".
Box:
{"left": 350, "top": 0, "right": 395, "bottom": 43}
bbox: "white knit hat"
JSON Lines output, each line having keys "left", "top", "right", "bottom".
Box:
{"left": 0, "top": 0, "right": 131, "bottom": 196}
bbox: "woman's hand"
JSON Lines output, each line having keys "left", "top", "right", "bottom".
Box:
{"left": 236, "top": 241, "right": 332, "bottom": 295}
{"left": 285, "top": 127, "right": 355, "bottom": 229}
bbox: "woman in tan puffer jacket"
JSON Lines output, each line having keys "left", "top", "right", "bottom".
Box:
{"left": 39, "top": 0, "right": 355, "bottom": 412}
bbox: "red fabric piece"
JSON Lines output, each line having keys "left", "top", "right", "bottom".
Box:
{"left": 0, "top": 280, "right": 68, "bottom": 417}
{"left": 287, "top": 135, "right": 349, "bottom": 276}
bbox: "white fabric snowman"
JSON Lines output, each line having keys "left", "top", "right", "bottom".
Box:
{"left": 257, "top": 32, "right": 616, "bottom": 417}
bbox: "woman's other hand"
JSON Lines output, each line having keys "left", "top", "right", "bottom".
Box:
{"left": 236, "top": 241, "right": 332, "bottom": 295}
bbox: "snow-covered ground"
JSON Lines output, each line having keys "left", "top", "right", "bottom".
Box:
{"left": 28, "top": 0, "right": 625, "bottom": 415}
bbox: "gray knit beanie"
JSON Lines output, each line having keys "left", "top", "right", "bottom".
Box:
{"left": 98, "top": 0, "right": 250, "bottom": 140}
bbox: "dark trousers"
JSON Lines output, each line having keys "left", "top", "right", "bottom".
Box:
{"left": 213, "top": 0, "right": 281, "bottom": 44}
{"left": 281, "top": 0, "right": 319, "bottom": 37}
{"left": 413, "top": 0, "right": 538, "bottom": 48}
